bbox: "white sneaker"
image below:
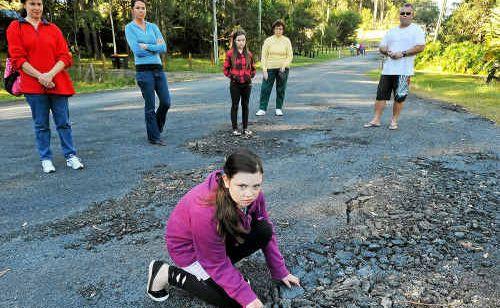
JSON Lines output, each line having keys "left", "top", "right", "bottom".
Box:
{"left": 275, "top": 109, "right": 283, "bottom": 116}
{"left": 66, "top": 155, "right": 84, "bottom": 170}
{"left": 41, "top": 160, "right": 56, "bottom": 173}
{"left": 147, "top": 260, "right": 170, "bottom": 302}
{"left": 255, "top": 110, "right": 266, "bottom": 116}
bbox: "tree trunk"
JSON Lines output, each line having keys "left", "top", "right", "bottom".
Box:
{"left": 90, "top": 23, "right": 100, "bottom": 59}
{"left": 87, "top": 0, "right": 100, "bottom": 59}
{"left": 373, "top": 0, "right": 378, "bottom": 29}
{"left": 82, "top": 23, "right": 93, "bottom": 56}
{"left": 77, "top": 0, "right": 92, "bottom": 56}
{"left": 379, "top": 0, "right": 385, "bottom": 24}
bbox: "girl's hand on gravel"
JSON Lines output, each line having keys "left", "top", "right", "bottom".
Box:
{"left": 281, "top": 274, "right": 300, "bottom": 288}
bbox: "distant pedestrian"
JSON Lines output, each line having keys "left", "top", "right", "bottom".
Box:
{"left": 6, "top": 0, "right": 84, "bottom": 173}
{"left": 125, "top": 0, "right": 171, "bottom": 146}
{"left": 146, "top": 149, "right": 300, "bottom": 308}
{"left": 349, "top": 43, "right": 356, "bottom": 56}
{"left": 359, "top": 43, "right": 366, "bottom": 56}
{"left": 364, "top": 3, "right": 426, "bottom": 130}
{"left": 256, "top": 19, "right": 293, "bottom": 117}
{"left": 223, "top": 29, "right": 256, "bottom": 136}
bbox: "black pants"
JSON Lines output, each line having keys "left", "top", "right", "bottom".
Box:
{"left": 167, "top": 219, "right": 273, "bottom": 307}
{"left": 230, "top": 82, "right": 251, "bottom": 130}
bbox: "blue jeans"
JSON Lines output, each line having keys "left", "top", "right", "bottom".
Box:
{"left": 25, "top": 94, "right": 77, "bottom": 160}
{"left": 136, "top": 69, "right": 171, "bottom": 141}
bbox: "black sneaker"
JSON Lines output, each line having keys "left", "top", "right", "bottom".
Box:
{"left": 147, "top": 260, "right": 169, "bottom": 302}
{"left": 149, "top": 139, "right": 167, "bottom": 146}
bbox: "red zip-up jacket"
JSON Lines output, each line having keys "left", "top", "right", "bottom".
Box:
{"left": 6, "top": 18, "right": 75, "bottom": 96}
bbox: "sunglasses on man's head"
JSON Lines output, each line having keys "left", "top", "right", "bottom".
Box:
{"left": 400, "top": 12, "right": 412, "bottom": 16}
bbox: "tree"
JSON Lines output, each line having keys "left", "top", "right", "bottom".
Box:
{"left": 411, "top": 0, "right": 439, "bottom": 33}
{"left": 442, "top": 0, "right": 496, "bottom": 45}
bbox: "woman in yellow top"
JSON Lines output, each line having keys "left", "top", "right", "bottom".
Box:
{"left": 256, "top": 19, "right": 293, "bottom": 117}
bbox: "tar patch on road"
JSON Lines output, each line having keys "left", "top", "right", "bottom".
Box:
{"left": 183, "top": 120, "right": 370, "bottom": 158}
{"left": 0, "top": 165, "right": 219, "bottom": 250}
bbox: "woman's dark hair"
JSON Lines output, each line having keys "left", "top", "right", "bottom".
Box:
{"left": 271, "top": 19, "right": 285, "bottom": 32}
{"left": 20, "top": 0, "right": 29, "bottom": 18}
{"left": 215, "top": 149, "right": 263, "bottom": 243}
{"left": 230, "top": 28, "right": 252, "bottom": 70}
{"left": 131, "top": 0, "right": 147, "bottom": 8}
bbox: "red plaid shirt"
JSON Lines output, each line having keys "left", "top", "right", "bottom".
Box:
{"left": 223, "top": 49, "right": 256, "bottom": 84}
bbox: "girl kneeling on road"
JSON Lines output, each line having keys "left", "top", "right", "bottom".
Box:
{"left": 147, "top": 149, "right": 300, "bottom": 307}
{"left": 223, "top": 29, "right": 256, "bottom": 136}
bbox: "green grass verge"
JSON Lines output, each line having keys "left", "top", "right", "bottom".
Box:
{"left": 164, "top": 51, "right": 352, "bottom": 72}
{"left": 367, "top": 70, "right": 500, "bottom": 123}
{"left": 0, "top": 90, "right": 20, "bottom": 102}
{"left": 0, "top": 77, "right": 136, "bottom": 102}
{"left": 291, "top": 50, "right": 352, "bottom": 67}
{"left": 73, "top": 79, "right": 136, "bottom": 94}
{"left": 0, "top": 51, "right": 352, "bottom": 102}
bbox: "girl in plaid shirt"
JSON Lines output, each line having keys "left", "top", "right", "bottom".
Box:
{"left": 223, "top": 29, "right": 256, "bottom": 136}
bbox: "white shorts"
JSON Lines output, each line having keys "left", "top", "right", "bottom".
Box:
{"left": 182, "top": 261, "right": 210, "bottom": 281}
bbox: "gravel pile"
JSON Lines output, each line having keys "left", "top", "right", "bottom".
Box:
{"left": 266, "top": 154, "right": 498, "bottom": 307}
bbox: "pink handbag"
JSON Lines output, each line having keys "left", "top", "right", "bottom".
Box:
{"left": 3, "top": 57, "right": 22, "bottom": 96}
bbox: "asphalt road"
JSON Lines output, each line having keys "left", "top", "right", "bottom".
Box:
{"left": 0, "top": 54, "right": 498, "bottom": 307}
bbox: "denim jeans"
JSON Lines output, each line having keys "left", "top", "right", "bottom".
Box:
{"left": 136, "top": 69, "right": 171, "bottom": 142}
{"left": 25, "top": 94, "right": 77, "bottom": 160}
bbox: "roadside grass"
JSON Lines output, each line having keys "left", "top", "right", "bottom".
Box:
{"left": 165, "top": 50, "right": 353, "bottom": 71}
{"left": 0, "top": 74, "right": 135, "bottom": 102}
{"left": 367, "top": 70, "right": 499, "bottom": 123}
{"left": 0, "top": 50, "right": 353, "bottom": 102}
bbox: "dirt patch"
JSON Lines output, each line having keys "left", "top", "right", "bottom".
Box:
{"left": 312, "top": 136, "right": 371, "bottom": 149}
{"left": 183, "top": 120, "right": 370, "bottom": 158}
{"left": 439, "top": 103, "right": 468, "bottom": 113}
{"left": 0, "top": 165, "right": 218, "bottom": 250}
{"left": 183, "top": 122, "right": 333, "bottom": 157}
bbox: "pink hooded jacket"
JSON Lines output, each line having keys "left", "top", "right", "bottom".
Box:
{"left": 165, "top": 170, "right": 288, "bottom": 306}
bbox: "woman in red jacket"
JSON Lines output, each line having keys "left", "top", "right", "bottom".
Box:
{"left": 7, "top": 0, "right": 84, "bottom": 173}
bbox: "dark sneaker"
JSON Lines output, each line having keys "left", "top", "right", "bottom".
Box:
{"left": 149, "top": 139, "right": 167, "bottom": 146}
{"left": 147, "top": 260, "right": 169, "bottom": 302}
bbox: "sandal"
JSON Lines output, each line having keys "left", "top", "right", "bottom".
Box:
{"left": 388, "top": 122, "right": 398, "bottom": 130}
{"left": 363, "top": 122, "right": 381, "bottom": 128}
